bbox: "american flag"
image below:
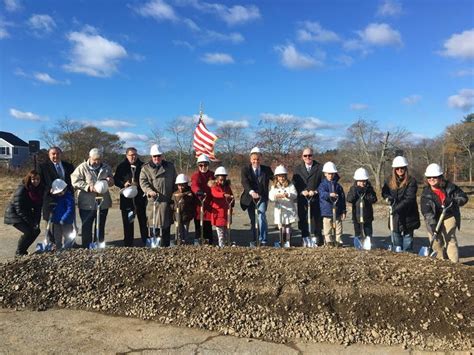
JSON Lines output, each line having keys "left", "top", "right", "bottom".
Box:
{"left": 193, "top": 110, "right": 218, "bottom": 161}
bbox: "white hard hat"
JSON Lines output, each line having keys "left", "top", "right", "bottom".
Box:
{"left": 51, "top": 179, "right": 67, "bottom": 195}
{"left": 425, "top": 163, "right": 443, "bottom": 177}
{"left": 122, "top": 185, "right": 138, "bottom": 198}
{"left": 197, "top": 154, "right": 210, "bottom": 164}
{"left": 250, "top": 147, "right": 261, "bottom": 154}
{"left": 322, "top": 161, "right": 338, "bottom": 173}
{"left": 94, "top": 180, "right": 109, "bottom": 194}
{"left": 392, "top": 156, "right": 408, "bottom": 168}
{"left": 175, "top": 173, "right": 190, "bottom": 184}
{"left": 353, "top": 168, "right": 369, "bottom": 180}
{"left": 214, "top": 166, "right": 228, "bottom": 176}
{"left": 150, "top": 144, "right": 162, "bottom": 156}
{"left": 274, "top": 165, "right": 288, "bottom": 175}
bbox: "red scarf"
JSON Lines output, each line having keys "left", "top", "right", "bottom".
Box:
{"left": 27, "top": 185, "right": 43, "bottom": 206}
{"left": 431, "top": 186, "right": 446, "bottom": 205}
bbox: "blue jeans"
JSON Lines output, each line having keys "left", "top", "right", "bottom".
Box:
{"left": 392, "top": 230, "right": 413, "bottom": 251}
{"left": 247, "top": 200, "right": 268, "bottom": 243}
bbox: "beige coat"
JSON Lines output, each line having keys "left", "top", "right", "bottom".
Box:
{"left": 71, "top": 161, "right": 113, "bottom": 210}
{"left": 140, "top": 160, "right": 177, "bottom": 228}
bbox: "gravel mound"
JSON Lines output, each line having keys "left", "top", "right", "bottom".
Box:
{"left": 1, "top": 247, "right": 472, "bottom": 351}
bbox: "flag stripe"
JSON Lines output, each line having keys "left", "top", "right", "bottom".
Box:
{"left": 193, "top": 117, "right": 218, "bottom": 161}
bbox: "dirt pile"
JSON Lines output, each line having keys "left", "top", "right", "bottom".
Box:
{"left": 1, "top": 247, "right": 472, "bottom": 350}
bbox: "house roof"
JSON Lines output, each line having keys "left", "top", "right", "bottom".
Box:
{"left": 0, "top": 131, "right": 29, "bottom": 147}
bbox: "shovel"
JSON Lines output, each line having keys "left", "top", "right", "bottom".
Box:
{"left": 175, "top": 202, "right": 181, "bottom": 246}
{"left": 226, "top": 196, "right": 234, "bottom": 246}
{"left": 89, "top": 197, "right": 104, "bottom": 249}
{"left": 305, "top": 194, "right": 316, "bottom": 247}
{"left": 198, "top": 193, "right": 207, "bottom": 245}
{"left": 387, "top": 201, "right": 396, "bottom": 251}
{"left": 418, "top": 202, "right": 453, "bottom": 257}
{"left": 331, "top": 195, "right": 339, "bottom": 246}
{"left": 36, "top": 217, "right": 54, "bottom": 252}
{"left": 354, "top": 193, "right": 371, "bottom": 250}
{"left": 253, "top": 197, "right": 261, "bottom": 247}
{"left": 127, "top": 165, "right": 137, "bottom": 223}
{"left": 147, "top": 199, "right": 160, "bottom": 248}
{"left": 274, "top": 199, "right": 284, "bottom": 248}
{"left": 63, "top": 223, "right": 77, "bottom": 249}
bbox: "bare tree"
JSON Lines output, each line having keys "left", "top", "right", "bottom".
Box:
{"left": 166, "top": 118, "right": 195, "bottom": 173}
{"left": 215, "top": 122, "right": 250, "bottom": 168}
{"left": 445, "top": 118, "right": 474, "bottom": 182}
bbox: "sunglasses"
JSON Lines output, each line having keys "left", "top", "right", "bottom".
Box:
{"left": 198, "top": 163, "right": 209, "bottom": 167}
{"left": 303, "top": 154, "right": 313, "bottom": 158}
{"left": 395, "top": 167, "right": 406, "bottom": 170}
{"left": 152, "top": 155, "right": 162, "bottom": 158}
{"left": 427, "top": 176, "right": 439, "bottom": 180}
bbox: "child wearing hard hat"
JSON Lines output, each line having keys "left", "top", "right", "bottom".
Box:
{"left": 209, "top": 166, "right": 234, "bottom": 247}
{"left": 318, "top": 162, "right": 346, "bottom": 247}
{"left": 172, "top": 174, "right": 196, "bottom": 245}
{"left": 269, "top": 165, "right": 297, "bottom": 247}
{"left": 346, "top": 168, "right": 377, "bottom": 249}
{"left": 50, "top": 178, "right": 75, "bottom": 249}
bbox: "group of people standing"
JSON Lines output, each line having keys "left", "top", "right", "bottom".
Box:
{"left": 3, "top": 145, "right": 469, "bottom": 263}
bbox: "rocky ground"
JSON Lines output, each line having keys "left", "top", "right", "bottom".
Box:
{"left": 1, "top": 246, "right": 472, "bottom": 351}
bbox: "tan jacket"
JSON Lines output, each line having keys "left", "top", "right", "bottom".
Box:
{"left": 71, "top": 161, "right": 113, "bottom": 210}
{"left": 140, "top": 160, "right": 177, "bottom": 228}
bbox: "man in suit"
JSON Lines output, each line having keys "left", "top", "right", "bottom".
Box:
{"left": 38, "top": 146, "right": 75, "bottom": 222}
{"left": 240, "top": 147, "right": 274, "bottom": 245}
{"left": 292, "top": 147, "right": 324, "bottom": 245}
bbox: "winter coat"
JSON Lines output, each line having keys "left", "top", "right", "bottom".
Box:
{"left": 269, "top": 182, "right": 298, "bottom": 225}
{"left": 38, "top": 160, "right": 75, "bottom": 221}
{"left": 140, "top": 160, "right": 177, "bottom": 229}
{"left": 51, "top": 191, "right": 75, "bottom": 225}
{"left": 420, "top": 181, "right": 468, "bottom": 230}
{"left": 382, "top": 176, "right": 420, "bottom": 233}
{"left": 190, "top": 170, "right": 214, "bottom": 221}
{"left": 210, "top": 181, "right": 234, "bottom": 227}
{"left": 172, "top": 187, "right": 197, "bottom": 225}
{"left": 240, "top": 164, "right": 274, "bottom": 210}
{"left": 4, "top": 184, "right": 43, "bottom": 226}
{"left": 114, "top": 157, "right": 147, "bottom": 211}
{"left": 71, "top": 161, "right": 113, "bottom": 210}
{"left": 318, "top": 176, "right": 346, "bottom": 218}
{"left": 346, "top": 181, "right": 378, "bottom": 224}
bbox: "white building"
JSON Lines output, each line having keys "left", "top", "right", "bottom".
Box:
{"left": 0, "top": 131, "right": 30, "bottom": 168}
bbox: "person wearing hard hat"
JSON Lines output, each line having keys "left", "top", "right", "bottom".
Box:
{"left": 346, "top": 168, "right": 377, "bottom": 244}
{"left": 382, "top": 156, "right": 420, "bottom": 252}
{"left": 292, "top": 147, "right": 324, "bottom": 246}
{"left": 50, "top": 178, "right": 75, "bottom": 249}
{"left": 114, "top": 147, "right": 148, "bottom": 247}
{"left": 190, "top": 154, "right": 215, "bottom": 244}
{"left": 4, "top": 170, "right": 44, "bottom": 255}
{"left": 209, "top": 166, "right": 234, "bottom": 247}
{"left": 269, "top": 165, "right": 297, "bottom": 247}
{"left": 71, "top": 148, "right": 114, "bottom": 248}
{"left": 240, "top": 147, "right": 274, "bottom": 246}
{"left": 420, "top": 163, "right": 468, "bottom": 262}
{"left": 318, "top": 162, "right": 346, "bottom": 247}
{"left": 140, "top": 144, "right": 177, "bottom": 247}
{"left": 172, "top": 174, "right": 196, "bottom": 245}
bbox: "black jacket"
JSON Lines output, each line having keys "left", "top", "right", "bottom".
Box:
{"left": 38, "top": 160, "right": 75, "bottom": 220}
{"left": 382, "top": 176, "right": 420, "bottom": 232}
{"left": 346, "top": 181, "right": 378, "bottom": 223}
{"left": 114, "top": 158, "right": 147, "bottom": 210}
{"left": 292, "top": 160, "right": 323, "bottom": 210}
{"left": 240, "top": 164, "right": 274, "bottom": 210}
{"left": 420, "top": 181, "right": 468, "bottom": 230}
{"left": 4, "top": 184, "right": 42, "bottom": 226}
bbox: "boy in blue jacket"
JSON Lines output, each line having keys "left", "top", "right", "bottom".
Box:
{"left": 50, "top": 179, "right": 75, "bottom": 249}
{"left": 318, "top": 162, "right": 346, "bottom": 246}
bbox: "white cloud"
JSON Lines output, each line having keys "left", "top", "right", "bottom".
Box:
{"left": 275, "top": 44, "right": 321, "bottom": 69}
{"left": 301, "top": 117, "right": 336, "bottom": 130}
{"left": 454, "top": 68, "right": 474, "bottom": 77}
{"left": 186, "top": 1, "right": 260, "bottom": 26}
{"left": 33, "top": 72, "right": 69, "bottom": 85}
{"left": 4, "top": 0, "right": 21, "bottom": 12}
{"left": 0, "top": 27, "right": 8, "bottom": 39}
{"left": 64, "top": 28, "right": 127, "bottom": 77}
{"left": 440, "top": 29, "right": 474, "bottom": 59}
{"left": 402, "top": 94, "right": 422, "bottom": 105}
{"left": 357, "top": 23, "right": 402, "bottom": 47}
{"left": 172, "top": 40, "right": 194, "bottom": 50}
{"left": 335, "top": 55, "right": 354, "bottom": 66}
{"left": 9, "top": 108, "right": 47, "bottom": 121}
{"left": 27, "top": 14, "right": 56, "bottom": 35}
{"left": 447, "top": 89, "right": 474, "bottom": 111}
{"left": 260, "top": 113, "right": 336, "bottom": 130}
{"left": 201, "top": 52, "right": 234, "bottom": 64}
{"left": 350, "top": 103, "right": 369, "bottom": 111}
{"left": 99, "top": 119, "right": 135, "bottom": 128}
{"left": 116, "top": 131, "right": 149, "bottom": 142}
{"left": 376, "top": 0, "right": 402, "bottom": 17}
{"left": 198, "top": 30, "right": 244, "bottom": 44}
{"left": 135, "top": 0, "right": 178, "bottom": 22}
{"left": 296, "top": 21, "right": 340, "bottom": 43}
{"left": 216, "top": 120, "right": 249, "bottom": 128}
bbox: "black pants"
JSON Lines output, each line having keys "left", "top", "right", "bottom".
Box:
{"left": 79, "top": 208, "right": 108, "bottom": 247}
{"left": 14, "top": 222, "right": 41, "bottom": 255}
{"left": 121, "top": 203, "right": 148, "bottom": 247}
{"left": 297, "top": 201, "right": 323, "bottom": 244}
{"left": 194, "top": 219, "right": 213, "bottom": 244}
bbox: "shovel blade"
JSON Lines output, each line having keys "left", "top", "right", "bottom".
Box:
{"left": 354, "top": 237, "right": 363, "bottom": 250}
{"left": 418, "top": 246, "right": 429, "bottom": 257}
{"left": 362, "top": 237, "right": 372, "bottom": 250}
{"left": 274, "top": 241, "right": 281, "bottom": 248}
{"left": 249, "top": 241, "right": 256, "bottom": 248}
{"left": 88, "top": 242, "right": 98, "bottom": 250}
{"left": 284, "top": 241, "right": 290, "bottom": 248}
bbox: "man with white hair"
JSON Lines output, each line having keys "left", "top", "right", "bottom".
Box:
{"left": 71, "top": 148, "right": 114, "bottom": 248}
{"left": 140, "top": 144, "right": 177, "bottom": 247}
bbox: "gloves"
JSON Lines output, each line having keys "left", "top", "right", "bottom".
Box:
{"left": 196, "top": 190, "right": 205, "bottom": 198}
{"left": 385, "top": 197, "right": 394, "bottom": 204}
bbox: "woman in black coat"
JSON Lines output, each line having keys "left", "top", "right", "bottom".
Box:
{"left": 382, "top": 156, "right": 420, "bottom": 251}
{"left": 4, "top": 170, "right": 44, "bottom": 255}
{"left": 420, "top": 163, "right": 468, "bottom": 262}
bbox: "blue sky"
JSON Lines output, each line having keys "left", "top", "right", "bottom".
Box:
{"left": 1, "top": 0, "right": 473, "bottom": 154}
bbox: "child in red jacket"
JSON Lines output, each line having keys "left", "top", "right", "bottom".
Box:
{"left": 210, "top": 166, "right": 234, "bottom": 247}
